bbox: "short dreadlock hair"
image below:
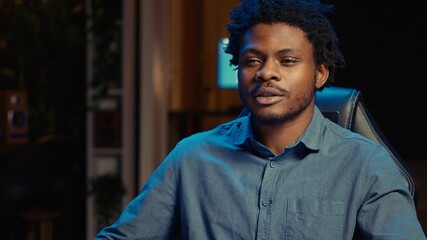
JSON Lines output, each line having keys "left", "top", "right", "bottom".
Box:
{"left": 225, "top": 0, "right": 345, "bottom": 85}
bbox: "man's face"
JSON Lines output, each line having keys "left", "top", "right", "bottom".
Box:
{"left": 237, "top": 23, "right": 325, "bottom": 125}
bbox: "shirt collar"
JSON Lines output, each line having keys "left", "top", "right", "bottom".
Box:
{"left": 233, "top": 106, "right": 325, "bottom": 152}
{"left": 299, "top": 106, "right": 324, "bottom": 151}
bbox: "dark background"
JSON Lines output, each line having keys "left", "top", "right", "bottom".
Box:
{"left": 328, "top": 0, "right": 426, "bottom": 160}
{"left": 309, "top": 1, "right": 427, "bottom": 232}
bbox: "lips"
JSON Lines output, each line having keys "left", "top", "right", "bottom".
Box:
{"left": 253, "top": 87, "right": 285, "bottom": 97}
{"left": 252, "top": 87, "right": 286, "bottom": 105}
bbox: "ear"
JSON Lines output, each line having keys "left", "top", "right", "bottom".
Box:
{"left": 315, "top": 64, "right": 329, "bottom": 89}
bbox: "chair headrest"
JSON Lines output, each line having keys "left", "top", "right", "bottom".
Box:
{"left": 315, "top": 86, "right": 362, "bottom": 129}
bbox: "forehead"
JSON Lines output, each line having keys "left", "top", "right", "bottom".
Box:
{"left": 241, "top": 23, "right": 311, "bottom": 54}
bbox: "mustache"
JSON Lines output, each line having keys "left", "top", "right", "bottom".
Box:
{"left": 250, "top": 82, "right": 290, "bottom": 97}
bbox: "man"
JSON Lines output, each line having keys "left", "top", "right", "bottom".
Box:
{"left": 95, "top": 0, "right": 426, "bottom": 239}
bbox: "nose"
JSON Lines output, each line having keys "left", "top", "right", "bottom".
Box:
{"left": 255, "top": 59, "right": 281, "bottom": 82}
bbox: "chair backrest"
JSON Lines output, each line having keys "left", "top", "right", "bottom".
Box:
{"left": 315, "top": 86, "right": 417, "bottom": 202}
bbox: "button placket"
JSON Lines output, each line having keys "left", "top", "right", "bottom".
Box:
{"left": 257, "top": 158, "right": 279, "bottom": 239}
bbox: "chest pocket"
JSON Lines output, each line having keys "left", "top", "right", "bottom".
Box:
{"left": 285, "top": 199, "right": 346, "bottom": 239}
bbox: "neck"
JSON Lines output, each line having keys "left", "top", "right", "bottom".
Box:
{"left": 253, "top": 107, "right": 314, "bottom": 155}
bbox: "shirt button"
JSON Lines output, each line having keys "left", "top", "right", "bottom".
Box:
{"left": 262, "top": 200, "right": 270, "bottom": 207}
{"left": 270, "top": 161, "right": 276, "bottom": 168}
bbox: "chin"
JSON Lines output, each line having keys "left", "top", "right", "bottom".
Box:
{"left": 251, "top": 103, "right": 305, "bottom": 125}
{"left": 251, "top": 110, "right": 289, "bottom": 125}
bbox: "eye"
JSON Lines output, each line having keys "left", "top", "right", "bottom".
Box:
{"left": 242, "top": 57, "right": 262, "bottom": 67}
{"left": 281, "top": 57, "right": 298, "bottom": 66}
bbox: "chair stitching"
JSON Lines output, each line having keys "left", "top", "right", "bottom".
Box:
{"left": 344, "top": 89, "right": 360, "bottom": 129}
{"left": 358, "top": 106, "right": 416, "bottom": 197}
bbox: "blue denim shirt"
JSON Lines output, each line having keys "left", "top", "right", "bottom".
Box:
{"left": 95, "top": 107, "right": 426, "bottom": 240}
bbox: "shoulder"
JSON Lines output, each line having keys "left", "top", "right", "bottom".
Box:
{"left": 306, "top": 107, "right": 384, "bottom": 156}
{"left": 318, "top": 117, "right": 395, "bottom": 167}
{"left": 322, "top": 117, "right": 383, "bottom": 149}
{"left": 171, "top": 116, "right": 248, "bottom": 155}
{"left": 319, "top": 118, "right": 403, "bottom": 184}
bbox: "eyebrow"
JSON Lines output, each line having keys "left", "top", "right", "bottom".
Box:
{"left": 240, "top": 47, "right": 302, "bottom": 56}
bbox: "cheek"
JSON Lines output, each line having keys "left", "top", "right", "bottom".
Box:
{"left": 237, "top": 73, "right": 252, "bottom": 104}
{"left": 237, "top": 79, "right": 249, "bottom": 100}
{"left": 237, "top": 80, "right": 252, "bottom": 100}
{"left": 237, "top": 68, "right": 254, "bottom": 87}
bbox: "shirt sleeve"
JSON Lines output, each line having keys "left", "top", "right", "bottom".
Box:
{"left": 356, "top": 146, "right": 427, "bottom": 239}
{"left": 94, "top": 149, "right": 181, "bottom": 240}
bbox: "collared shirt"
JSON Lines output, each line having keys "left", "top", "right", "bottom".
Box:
{"left": 95, "top": 106, "right": 426, "bottom": 240}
